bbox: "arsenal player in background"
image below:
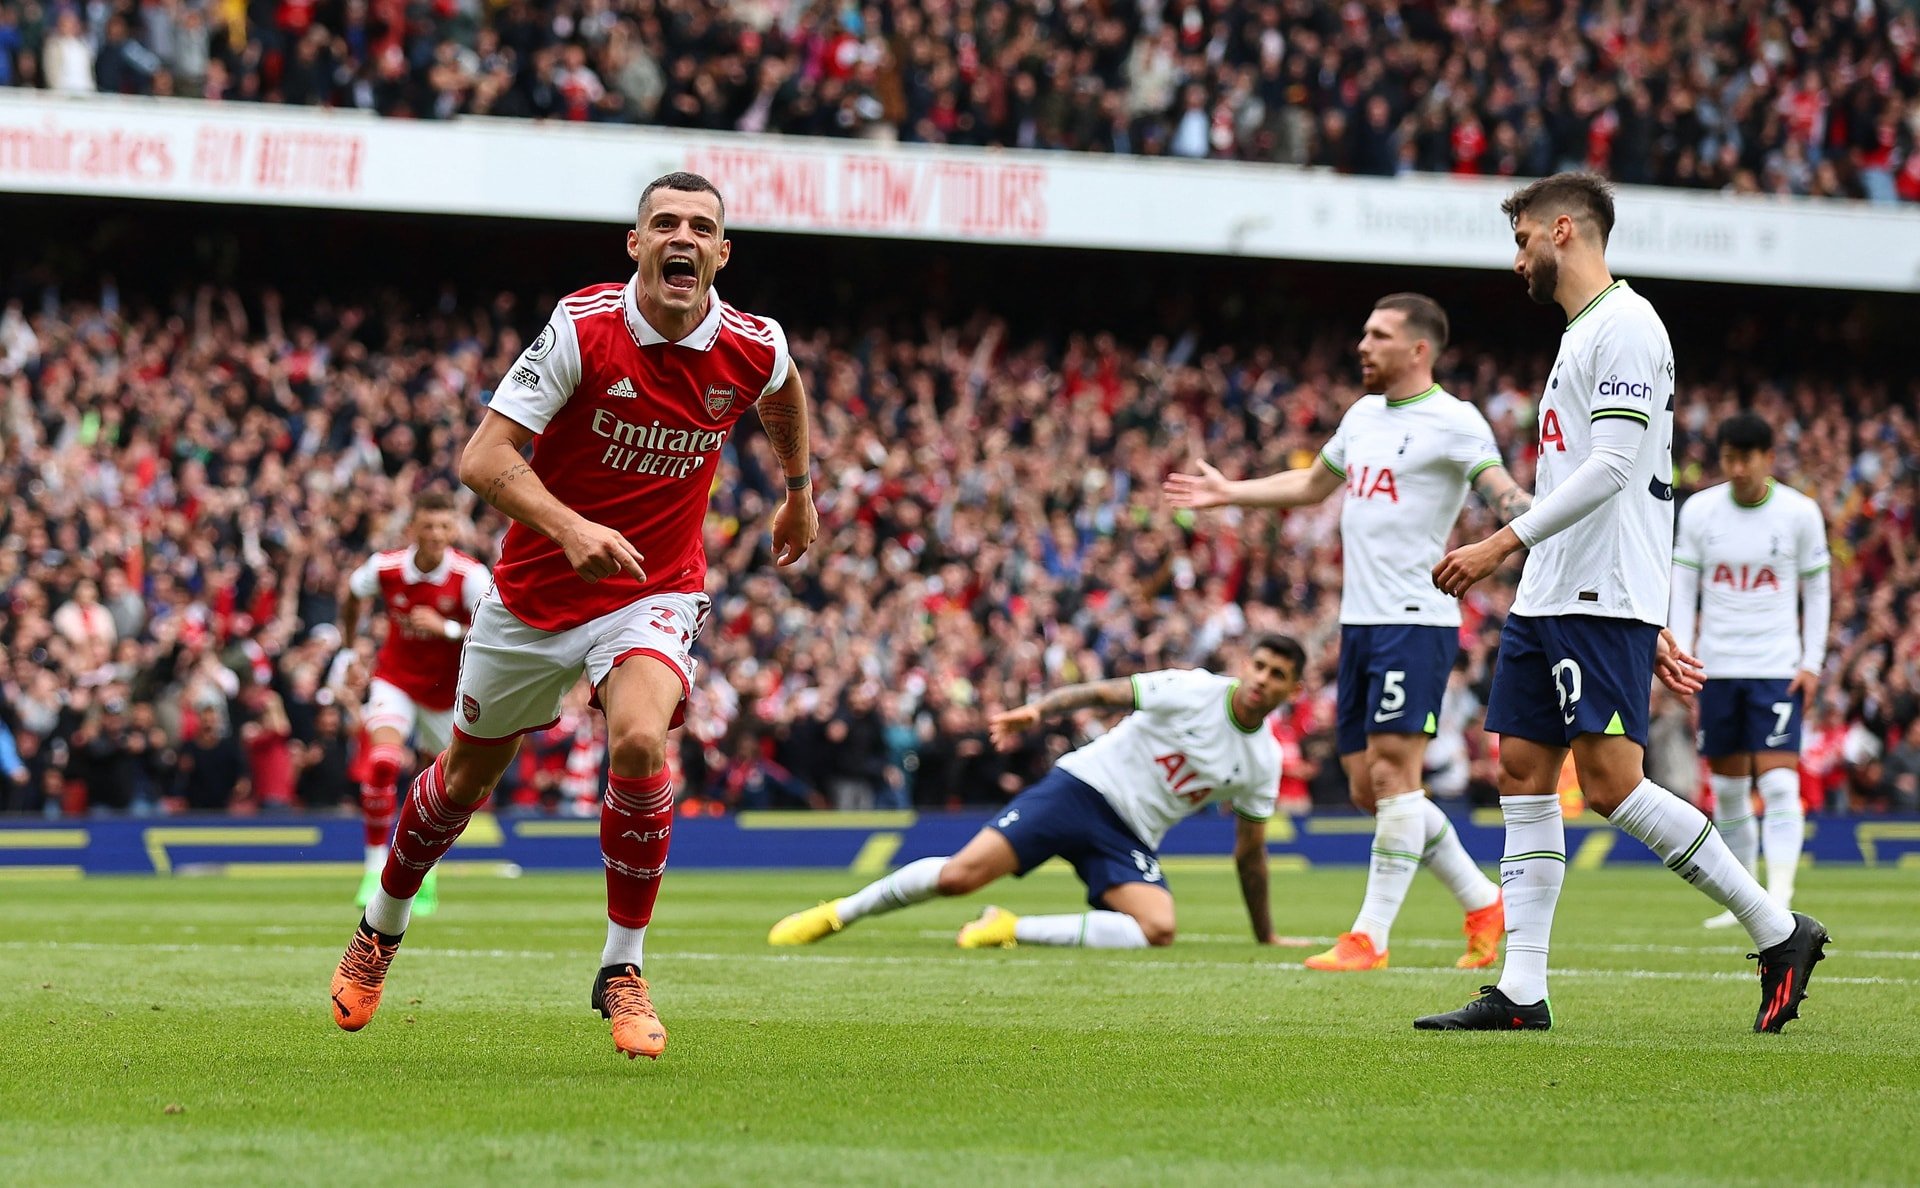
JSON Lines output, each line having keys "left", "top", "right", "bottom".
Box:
{"left": 335, "top": 491, "right": 489, "bottom": 916}
{"left": 329, "top": 172, "right": 820, "bottom": 1060}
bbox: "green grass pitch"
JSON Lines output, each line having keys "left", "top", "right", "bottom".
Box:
{"left": 5, "top": 863, "right": 1917, "bottom": 1186}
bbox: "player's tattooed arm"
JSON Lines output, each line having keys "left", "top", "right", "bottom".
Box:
{"left": 990, "top": 677, "right": 1133, "bottom": 751}
{"left": 1033, "top": 677, "right": 1137, "bottom": 719}
{"left": 757, "top": 365, "right": 813, "bottom": 482}
{"left": 1233, "top": 816, "right": 1276, "bottom": 944}
{"left": 460, "top": 410, "right": 647, "bottom": 583}
{"left": 1473, "top": 465, "right": 1534, "bottom": 526}
{"left": 481, "top": 462, "right": 532, "bottom": 507}
{"left": 761, "top": 365, "right": 819, "bottom": 567}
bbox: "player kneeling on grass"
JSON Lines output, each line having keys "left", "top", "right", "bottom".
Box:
{"left": 770, "top": 636, "right": 1305, "bottom": 951}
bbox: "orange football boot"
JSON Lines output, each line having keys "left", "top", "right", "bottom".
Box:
{"left": 1457, "top": 896, "right": 1505, "bottom": 969}
{"left": 331, "top": 918, "right": 402, "bottom": 1031}
{"left": 1303, "top": 931, "right": 1389, "bottom": 971}
{"left": 593, "top": 964, "right": 667, "bottom": 1060}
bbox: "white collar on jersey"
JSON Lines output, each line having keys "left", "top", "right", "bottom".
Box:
{"left": 403, "top": 546, "right": 453, "bottom": 586}
{"left": 623, "top": 274, "right": 724, "bottom": 351}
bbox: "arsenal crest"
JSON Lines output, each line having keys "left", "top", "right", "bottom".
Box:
{"left": 704, "top": 383, "right": 737, "bottom": 419}
{"left": 461, "top": 694, "right": 481, "bottom": 724}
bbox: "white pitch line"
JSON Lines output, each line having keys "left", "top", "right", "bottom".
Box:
{"left": 2, "top": 939, "right": 1908, "bottom": 987}
{"left": 927, "top": 930, "right": 1920, "bottom": 962}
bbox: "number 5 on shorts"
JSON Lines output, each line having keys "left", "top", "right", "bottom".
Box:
{"left": 1374, "top": 671, "right": 1406, "bottom": 723}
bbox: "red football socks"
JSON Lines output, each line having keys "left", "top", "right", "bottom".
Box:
{"left": 379, "top": 755, "right": 479, "bottom": 899}
{"left": 601, "top": 769, "right": 674, "bottom": 929}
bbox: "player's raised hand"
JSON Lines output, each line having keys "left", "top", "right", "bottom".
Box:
{"left": 1655, "top": 628, "right": 1706, "bottom": 698}
{"left": 771, "top": 491, "right": 819, "bottom": 567}
{"left": 987, "top": 705, "right": 1042, "bottom": 752}
{"left": 558, "top": 519, "right": 646, "bottom": 584}
{"left": 1163, "top": 459, "right": 1232, "bottom": 509}
{"left": 406, "top": 606, "right": 449, "bottom": 635}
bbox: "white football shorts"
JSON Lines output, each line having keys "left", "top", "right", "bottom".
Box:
{"left": 363, "top": 677, "right": 455, "bottom": 756}
{"left": 451, "top": 587, "right": 709, "bottom": 744}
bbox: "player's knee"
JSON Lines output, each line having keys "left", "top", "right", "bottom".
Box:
{"left": 1495, "top": 753, "right": 1552, "bottom": 799}
{"left": 1140, "top": 917, "right": 1177, "bottom": 947}
{"left": 1578, "top": 773, "right": 1640, "bottom": 818}
{"left": 367, "top": 749, "right": 403, "bottom": 789}
{"left": 1365, "top": 755, "right": 1408, "bottom": 800}
{"left": 607, "top": 724, "right": 670, "bottom": 778}
{"left": 935, "top": 860, "right": 986, "bottom": 897}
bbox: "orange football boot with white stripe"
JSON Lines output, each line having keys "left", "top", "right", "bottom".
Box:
{"left": 1457, "top": 896, "right": 1505, "bottom": 969}
{"left": 1303, "top": 931, "right": 1388, "bottom": 971}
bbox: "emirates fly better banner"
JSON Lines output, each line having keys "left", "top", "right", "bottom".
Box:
{"left": 3, "top": 91, "right": 1918, "bottom": 291}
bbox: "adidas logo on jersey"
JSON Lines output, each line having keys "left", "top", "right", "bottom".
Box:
{"left": 607, "top": 377, "right": 637, "bottom": 399}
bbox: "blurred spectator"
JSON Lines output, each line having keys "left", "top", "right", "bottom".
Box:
{"left": 3, "top": 0, "right": 1919, "bottom": 202}
{"left": 0, "top": 268, "right": 1915, "bottom": 822}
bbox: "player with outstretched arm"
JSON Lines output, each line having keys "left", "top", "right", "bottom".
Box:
{"left": 1167, "top": 293, "right": 1526, "bottom": 973}
{"left": 767, "top": 637, "right": 1306, "bottom": 952}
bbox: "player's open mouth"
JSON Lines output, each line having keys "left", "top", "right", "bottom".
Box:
{"left": 661, "top": 256, "right": 698, "bottom": 293}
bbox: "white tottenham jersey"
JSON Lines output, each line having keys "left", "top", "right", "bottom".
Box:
{"left": 1056, "top": 668, "right": 1281, "bottom": 850}
{"left": 1513, "top": 281, "right": 1676, "bottom": 624}
{"left": 1673, "top": 481, "right": 1830, "bottom": 678}
{"left": 1319, "top": 385, "right": 1504, "bottom": 626}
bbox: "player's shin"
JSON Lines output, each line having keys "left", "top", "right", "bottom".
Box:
{"left": 1417, "top": 796, "right": 1499, "bottom": 911}
{"left": 1756, "top": 768, "right": 1804, "bottom": 908}
{"left": 367, "top": 754, "right": 473, "bottom": 935}
{"left": 601, "top": 770, "right": 674, "bottom": 969}
{"left": 360, "top": 742, "right": 407, "bottom": 866}
{"left": 1610, "top": 779, "right": 1794, "bottom": 949}
{"left": 1495, "top": 794, "right": 1565, "bottom": 1006}
{"left": 1353, "top": 791, "right": 1426, "bottom": 949}
{"left": 838, "top": 857, "right": 948, "bottom": 923}
{"left": 1015, "top": 912, "right": 1149, "bottom": 949}
{"left": 1707, "top": 773, "right": 1759, "bottom": 875}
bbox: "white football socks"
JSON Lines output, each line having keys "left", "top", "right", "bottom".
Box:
{"left": 838, "top": 856, "right": 947, "bottom": 923}
{"left": 1352, "top": 790, "right": 1425, "bottom": 950}
{"left": 1756, "top": 767, "right": 1804, "bottom": 908}
{"left": 1707, "top": 773, "right": 1758, "bottom": 874}
{"left": 363, "top": 886, "right": 412, "bottom": 937}
{"left": 1609, "top": 779, "right": 1794, "bottom": 950}
{"left": 1014, "top": 911, "right": 1149, "bottom": 949}
{"left": 1418, "top": 797, "right": 1500, "bottom": 912}
{"left": 602, "top": 923, "right": 647, "bottom": 970}
{"left": 1494, "top": 794, "right": 1565, "bottom": 1006}
{"left": 364, "top": 844, "right": 387, "bottom": 872}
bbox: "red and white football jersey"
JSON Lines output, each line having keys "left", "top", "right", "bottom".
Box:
{"left": 485, "top": 279, "right": 790, "bottom": 632}
{"left": 347, "top": 546, "right": 490, "bottom": 709}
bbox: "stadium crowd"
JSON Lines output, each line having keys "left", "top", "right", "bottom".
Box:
{"left": 3, "top": 0, "right": 1920, "bottom": 201}
{"left": 0, "top": 278, "right": 1916, "bottom": 820}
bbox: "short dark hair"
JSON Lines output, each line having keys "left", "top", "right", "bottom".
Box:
{"left": 639, "top": 171, "right": 726, "bottom": 225}
{"left": 1373, "top": 292, "right": 1449, "bottom": 353}
{"left": 1250, "top": 634, "right": 1307, "bottom": 677}
{"left": 1501, "top": 172, "right": 1616, "bottom": 246}
{"left": 1717, "top": 411, "right": 1775, "bottom": 453}
{"left": 414, "top": 490, "right": 455, "bottom": 515}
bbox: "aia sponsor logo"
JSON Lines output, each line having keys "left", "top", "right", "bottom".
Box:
{"left": 704, "top": 384, "right": 737, "bottom": 419}
{"left": 1345, "top": 465, "right": 1399, "bottom": 502}
{"left": 1711, "top": 564, "right": 1780, "bottom": 592}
